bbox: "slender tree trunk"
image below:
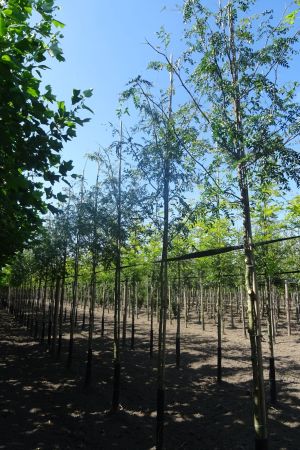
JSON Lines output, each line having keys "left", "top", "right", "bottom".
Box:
{"left": 112, "top": 256, "right": 121, "bottom": 411}
{"left": 217, "top": 282, "right": 222, "bottom": 383}
{"left": 238, "top": 164, "right": 268, "bottom": 448}
{"left": 29, "top": 280, "right": 34, "bottom": 332}
{"left": 85, "top": 264, "right": 96, "bottom": 386}
{"left": 47, "top": 281, "right": 54, "bottom": 348}
{"left": 229, "top": 5, "right": 268, "bottom": 445}
{"left": 122, "top": 279, "right": 129, "bottom": 347}
{"left": 67, "top": 271, "right": 78, "bottom": 368}
{"left": 34, "top": 277, "right": 42, "bottom": 340}
{"left": 82, "top": 286, "right": 88, "bottom": 330}
{"left": 150, "top": 285, "right": 154, "bottom": 358}
{"left": 101, "top": 287, "right": 106, "bottom": 337}
{"left": 200, "top": 274, "right": 205, "bottom": 331}
{"left": 57, "top": 259, "right": 66, "bottom": 358}
{"left": 111, "top": 122, "right": 122, "bottom": 412}
{"left": 146, "top": 279, "right": 150, "bottom": 321}
{"left": 176, "top": 263, "right": 181, "bottom": 369}
{"left": 266, "top": 277, "right": 276, "bottom": 404}
{"left": 135, "top": 282, "right": 139, "bottom": 319}
{"left": 131, "top": 282, "right": 135, "bottom": 350}
{"left": 184, "top": 288, "right": 188, "bottom": 328}
{"left": 230, "top": 291, "right": 235, "bottom": 329}
{"left": 168, "top": 285, "right": 172, "bottom": 325}
{"left": 240, "top": 286, "right": 247, "bottom": 338}
{"left": 51, "top": 276, "right": 61, "bottom": 355}
{"left": 285, "top": 280, "right": 291, "bottom": 336}
{"left": 40, "top": 275, "right": 48, "bottom": 344}
{"left": 156, "top": 60, "right": 173, "bottom": 450}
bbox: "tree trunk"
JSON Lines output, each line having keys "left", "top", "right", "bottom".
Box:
{"left": 239, "top": 162, "right": 268, "bottom": 449}
{"left": 67, "top": 264, "right": 79, "bottom": 369}
{"left": 85, "top": 266, "right": 96, "bottom": 386}
{"left": 156, "top": 61, "right": 173, "bottom": 450}
{"left": 82, "top": 286, "right": 88, "bottom": 330}
{"left": 101, "top": 287, "right": 106, "bottom": 337}
{"left": 122, "top": 279, "right": 129, "bottom": 347}
{"left": 34, "top": 277, "right": 42, "bottom": 340}
{"left": 111, "top": 122, "right": 122, "bottom": 412}
{"left": 266, "top": 277, "right": 276, "bottom": 404}
{"left": 131, "top": 282, "right": 135, "bottom": 350}
{"left": 200, "top": 275, "right": 205, "bottom": 331}
{"left": 150, "top": 285, "right": 154, "bottom": 358}
{"left": 57, "top": 264, "right": 66, "bottom": 358}
{"left": 228, "top": 4, "right": 268, "bottom": 444}
{"left": 40, "top": 275, "right": 48, "bottom": 344}
{"left": 217, "top": 282, "right": 222, "bottom": 383}
{"left": 285, "top": 280, "right": 291, "bottom": 336}
{"left": 240, "top": 286, "right": 247, "bottom": 338}
{"left": 51, "top": 276, "right": 61, "bottom": 355}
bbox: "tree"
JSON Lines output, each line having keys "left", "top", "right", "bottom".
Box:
{"left": 84, "top": 152, "right": 114, "bottom": 386}
{"left": 157, "top": 1, "right": 300, "bottom": 447}
{"left": 0, "top": 0, "right": 92, "bottom": 267}
{"left": 120, "top": 59, "right": 201, "bottom": 448}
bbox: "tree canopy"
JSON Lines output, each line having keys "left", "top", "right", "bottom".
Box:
{"left": 0, "top": 0, "right": 91, "bottom": 267}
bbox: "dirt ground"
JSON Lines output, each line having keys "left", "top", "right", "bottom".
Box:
{"left": 0, "top": 305, "right": 300, "bottom": 450}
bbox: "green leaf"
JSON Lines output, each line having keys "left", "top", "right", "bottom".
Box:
{"left": 285, "top": 11, "right": 297, "bottom": 24}
{"left": 27, "top": 86, "right": 39, "bottom": 97}
{"left": 1, "top": 54, "right": 11, "bottom": 62}
{"left": 57, "top": 100, "right": 65, "bottom": 111}
{"left": 49, "top": 42, "right": 65, "bottom": 61}
{"left": 83, "top": 88, "right": 93, "bottom": 98}
{"left": 71, "top": 89, "right": 82, "bottom": 104}
{"left": 44, "top": 85, "right": 56, "bottom": 102}
{"left": 52, "top": 19, "right": 65, "bottom": 28}
{"left": 45, "top": 187, "right": 53, "bottom": 199}
{"left": 59, "top": 160, "right": 74, "bottom": 176}
{"left": 3, "top": 9, "right": 13, "bottom": 16}
{"left": 47, "top": 204, "right": 60, "bottom": 214}
{"left": 57, "top": 192, "right": 67, "bottom": 202}
{"left": 82, "top": 104, "right": 94, "bottom": 114}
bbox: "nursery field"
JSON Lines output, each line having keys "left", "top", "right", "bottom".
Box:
{"left": 2, "top": 1, "right": 300, "bottom": 449}
{"left": 1, "top": 304, "right": 299, "bottom": 450}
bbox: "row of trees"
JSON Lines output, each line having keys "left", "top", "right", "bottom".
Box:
{"left": 2, "top": 221, "right": 300, "bottom": 448}
{"left": 2, "top": 1, "right": 300, "bottom": 449}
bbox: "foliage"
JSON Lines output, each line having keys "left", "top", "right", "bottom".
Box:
{"left": 180, "top": 0, "right": 300, "bottom": 188}
{"left": 0, "top": 0, "right": 92, "bottom": 266}
{"left": 285, "top": 1, "right": 300, "bottom": 25}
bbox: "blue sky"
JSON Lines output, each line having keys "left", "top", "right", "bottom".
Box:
{"left": 43, "top": 1, "right": 300, "bottom": 188}
{"left": 44, "top": 0, "right": 185, "bottom": 183}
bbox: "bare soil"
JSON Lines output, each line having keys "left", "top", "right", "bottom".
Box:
{"left": 0, "top": 306, "right": 299, "bottom": 450}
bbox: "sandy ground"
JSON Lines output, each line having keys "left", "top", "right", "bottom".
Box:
{"left": 0, "top": 304, "right": 300, "bottom": 450}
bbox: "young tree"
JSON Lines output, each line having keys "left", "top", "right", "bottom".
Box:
{"left": 155, "top": 1, "right": 300, "bottom": 447}
{"left": 67, "top": 176, "right": 86, "bottom": 369}
{"left": 84, "top": 153, "right": 114, "bottom": 386}
{"left": 120, "top": 58, "right": 202, "bottom": 447}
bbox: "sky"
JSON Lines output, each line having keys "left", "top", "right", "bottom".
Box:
{"left": 43, "top": 0, "right": 300, "bottom": 188}
{"left": 44, "top": 0, "right": 185, "bottom": 183}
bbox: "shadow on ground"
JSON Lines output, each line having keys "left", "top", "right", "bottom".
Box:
{"left": 0, "top": 307, "right": 299, "bottom": 450}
